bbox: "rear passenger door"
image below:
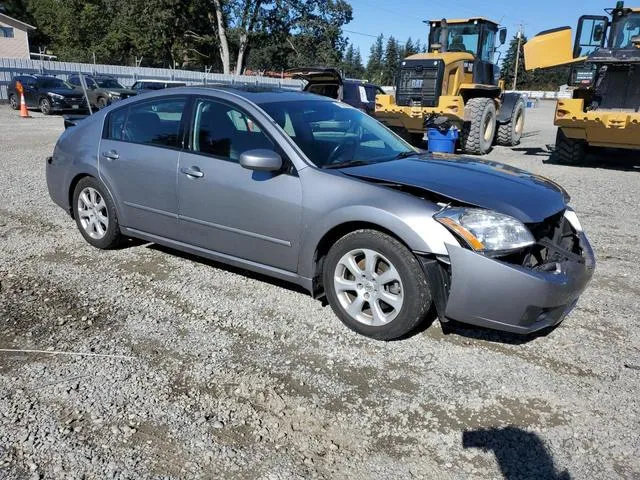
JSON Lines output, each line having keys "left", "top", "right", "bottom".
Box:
{"left": 99, "top": 96, "right": 188, "bottom": 239}
{"left": 176, "top": 97, "right": 302, "bottom": 272}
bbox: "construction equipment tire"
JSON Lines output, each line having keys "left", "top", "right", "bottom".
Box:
{"left": 496, "top": 97, "right": 525, "bottom": 146}
{"left": 553, "top": 128, "right": 586, "bottom": 165}
{"left": 460, "top": 97, "right": 496, "bottom": 155}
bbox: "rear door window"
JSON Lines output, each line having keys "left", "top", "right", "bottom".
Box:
{"left": 106, "top": 97, "right": 187, "bottom": 147}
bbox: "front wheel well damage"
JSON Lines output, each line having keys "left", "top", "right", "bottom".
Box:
{"left": 311, "top": 222, "right": 412, "bottom": 298}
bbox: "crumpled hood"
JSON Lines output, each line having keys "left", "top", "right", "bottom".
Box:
{"left": 341, "top": 154, "right": 569, "bottom": 223}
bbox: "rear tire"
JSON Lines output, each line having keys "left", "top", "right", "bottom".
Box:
{"left": 72, "top": 177, "right": 124, "bottom": 249}
{"left": 553, "top": 128, "right": 586, "bottom": 165}
{"left": 323, "top": 229, "right": 432, "bottom": 341}
{"left": 496, "top": 98, "right": 525, "bottom": 146}
{"left": 9, "top": 94, "right": 19, "bottom": 110}
{"left": 460, "top": 97, "right": 497, "bottom": 155}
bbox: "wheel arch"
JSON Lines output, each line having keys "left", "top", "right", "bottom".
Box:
{"left": 497, "top": 92, "right": 525, "bottom": 124}
{"left": 460, "top": 87, "right": 501, "bottom": 104}
{"left": 68, "top": 173, "right": 120, "bottom": 221}
{"left": 310, "top": 221, "right": 416, "bottom": 298}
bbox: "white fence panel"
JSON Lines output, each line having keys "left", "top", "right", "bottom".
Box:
{"left": 0, "top": 57, "right": 302, "bottom": 100}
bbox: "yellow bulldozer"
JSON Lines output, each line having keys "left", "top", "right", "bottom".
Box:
{"left": 375, "top": 17, "right": 526, "bottom": 155}
{"left": 524, "top": 2, "right": 640, "bottom": 164}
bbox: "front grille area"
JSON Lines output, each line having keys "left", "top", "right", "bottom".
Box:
{"left": 594, "top": 64, "right": 640, "bottom": 111}
{"left": 396, "top": 60, "right": 444, "bottom": 107}
{"left": 499, "top": 210, "right": 584, "bottom": 270}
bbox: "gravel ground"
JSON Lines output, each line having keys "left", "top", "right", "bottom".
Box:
{"left": 0, "top": 101, "right": 639, "bottom": 479}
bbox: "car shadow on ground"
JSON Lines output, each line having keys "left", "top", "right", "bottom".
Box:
{"left": 438, "top": 319, "right": 559, "bottom": 345}
{"left": 462, "top": 426, "right": 571, "bottom": 480}
{"left": 145, "top": 243, "right": 310, "bottom": 296}
{"left": 140, "top": 242, "right": 557, "bottom": 344}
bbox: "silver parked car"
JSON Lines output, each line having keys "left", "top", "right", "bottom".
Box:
{"left": 46, "top": 86, "right": 595, "bottom": 340}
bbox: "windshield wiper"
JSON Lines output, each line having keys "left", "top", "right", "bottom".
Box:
{"left": 322, "top": 160, "right": 375, "bottom": 169}
{"left": 394, "top": 150, "right": 420, "bottom": 159}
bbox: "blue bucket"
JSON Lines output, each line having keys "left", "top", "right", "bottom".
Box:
{"left": 427, "top": 128, "right": 458, "bottom": 153}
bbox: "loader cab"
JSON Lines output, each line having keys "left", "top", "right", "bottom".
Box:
{"left": 571, "top": 5, "right": 640, "bottom": 57}
{"left": 427, "top": 18, "right": 505, "bottom": 85}
{"left": 608, "top": 9, "right": 640, "bottom": 49}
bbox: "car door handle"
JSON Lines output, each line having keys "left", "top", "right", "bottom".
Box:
{"left": 102, "top": 150, "right": 119, "bottom": 160}
{"left": 180, "top": 166, "right": 204, "bottom": 178}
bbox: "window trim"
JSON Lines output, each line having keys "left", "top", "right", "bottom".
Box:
{"left": 185, "top": 95, "right": 293, "bottom": 172}
{"left": 102, "top": 94, "right": 190, "bottom": 151}
{"left": 0, "top": 26, "right": 15, "bottom": 38}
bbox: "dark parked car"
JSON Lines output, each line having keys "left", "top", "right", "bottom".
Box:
{"left": 46, "top": 86, "right": 595, "bottom": 340}
{"left": 67, "top": 74, "right": 136, "bottom": 109}
{"left": 287, "top": 67, "right": 385, "bottom": 115}
{"left": 131, "top": 80, "right": 187, "bottom": 94}
{"left": 8, "top": 74, "right": 87, "bottom": 115}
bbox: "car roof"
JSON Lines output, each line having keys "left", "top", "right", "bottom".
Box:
{"left": 136, "top": 79, "right": 186, "bottom": 84}
{"left": 195, "top": 85, "right": 329, "bottom": 104}
{"left": 134, "top": 84, "right": 329, "bottom": 104}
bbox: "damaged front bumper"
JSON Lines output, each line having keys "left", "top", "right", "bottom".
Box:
{"left": 420, "top": 223, "right": 596, "bottom": 334}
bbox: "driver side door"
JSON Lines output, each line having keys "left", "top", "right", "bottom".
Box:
{"left": 176, "top": 97, "right": 303, "bottom": 272}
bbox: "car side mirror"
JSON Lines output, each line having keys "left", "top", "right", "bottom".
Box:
{"left": 499, "top": 28, "right": 507, "bottom": 45}
{"left": 239, "top": 149, "right": 283, "bottom": 172}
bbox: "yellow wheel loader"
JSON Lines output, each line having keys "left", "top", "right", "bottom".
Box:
{"left": 374, "top": 18, "right": 526, "bottom": 155}
{"left": 524, "top": 2, "right": 640, "bottom": 164}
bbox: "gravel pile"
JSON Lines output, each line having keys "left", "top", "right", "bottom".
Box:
{"left": 0, "top": 103, "right": 638, "bottom": 479}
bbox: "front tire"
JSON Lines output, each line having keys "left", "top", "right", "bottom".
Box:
{"left": 9, "top": 94, "right": 19, "bottom": 110}
{"left": 460, "top": 97, "right": 497, "bottom": 155}
{"left": 73, "top": 177, "right": 124, "bottom": 249}
{"left": 323, "top": 230, "right": 432, "bottom": 340}
{"left": 39, "top": 97, "right": 52, "bottom": 115}
{"left": 496, "top": 98, "right": 525, "bottom": 146}
{"left": 553, "top": 128, "right": 586, "bottom": 165}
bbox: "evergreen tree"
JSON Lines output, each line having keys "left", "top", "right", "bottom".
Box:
{"left": 353, "top": 48, "right": 364, "bottom": 76}
{"left": 501, "top": 33, "right": 570, "bottom": 90}
{"left": 381, "top": 36, "right": 399, "bottom": 85}
{"left": 366, "top": 34, "right": 384, "bottom": 84}
{"left": 340, "top": 43, "right": 365, "bottom": 78}
{"left": 403, "top": 37, "right": 418, "bottom": 57}
{"left": 500, "top": 34, "right": 529, "bottom": 89}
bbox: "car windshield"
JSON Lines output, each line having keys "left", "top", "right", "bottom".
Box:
{"left": 260, "top": 99, "right": 417, "bottom": 168}
{"left": 39, "top": 77, "right": 73, "bottom": 90}
{"left": 612, "top": 13, "right": 640, "bottom": 48}
{"left": 96, "top": 78, "right": 124, "bottom": 89}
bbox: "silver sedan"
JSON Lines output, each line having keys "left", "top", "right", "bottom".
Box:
{"left": 46, "top": 86, "right": 595, "bottom": 340}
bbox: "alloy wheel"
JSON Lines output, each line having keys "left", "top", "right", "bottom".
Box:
{"left": 77, "top": 187, "right": 109, "bottom": 240}
{"left": 333, "top": 248, "right": 404, "bottom": 326}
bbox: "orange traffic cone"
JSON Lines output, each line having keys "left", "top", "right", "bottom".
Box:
{"left": 19, "top": 92, "right": 30, "bottom": 118}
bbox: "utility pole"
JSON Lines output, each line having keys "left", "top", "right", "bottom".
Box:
{"left": 512, "top": 24, "right": 523, "bottom": 91}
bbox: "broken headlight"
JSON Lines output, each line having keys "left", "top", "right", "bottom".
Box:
{"left": 434, "top": 207, "right": 535, "bottom": 253}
